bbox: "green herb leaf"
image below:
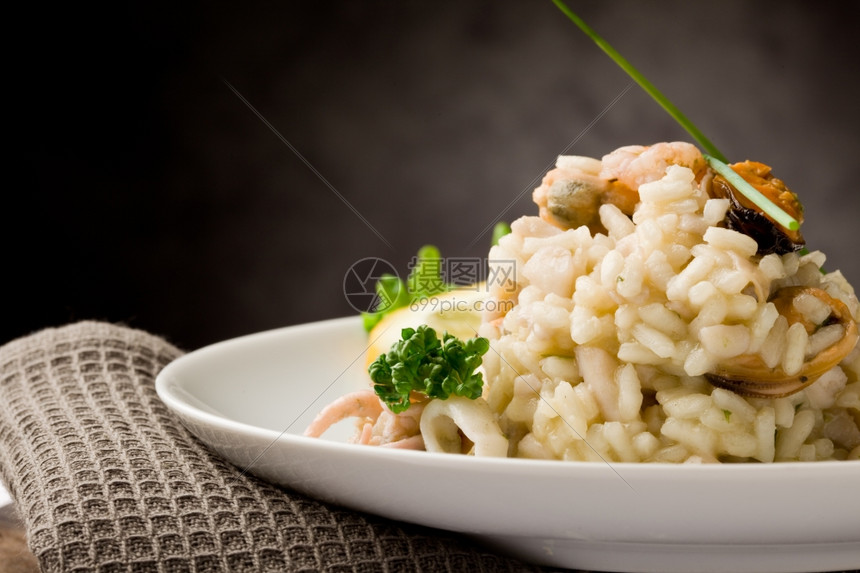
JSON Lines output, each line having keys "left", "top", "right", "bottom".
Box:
{"left": 368, "top": 325, "right": 490, "bottom": 413}
{"left": 551, "top": 0, "right": 727, "bottom": 162}
{"left": 722, "top": 409, "right": 732, "bottom": 423}
{"left": 407, "top": 245, "right": 450, "bottom": 299}
{"left": 362, "top": 274, "right": 411, "bottom": 331}
{"left": 361, "top": 245, "right": 452, "bottom": 331}
{"left": 361, "top": 235, "right": 504, "bottom": 331}
{"left": 491, "top": 221, "right": 512, "bottom": 246}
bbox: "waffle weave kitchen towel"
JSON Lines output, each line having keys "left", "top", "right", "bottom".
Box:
{"left": 0, "top": 321, "right": 552, "bottom": 572}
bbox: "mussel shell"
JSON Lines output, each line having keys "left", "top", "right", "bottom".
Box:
{"left": 705, "top": 371, "right": 813, "bottom": 399}
{"left": 705, "top": 286, "right": 859, "bottom": 399}
{"left": 711, "top": 176, "right": 805, "bottom": 256}
{"left": 723, "top": 202, "right": 804, "bottom": 256}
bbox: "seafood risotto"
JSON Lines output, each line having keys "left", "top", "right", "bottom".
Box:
{"left": 481, "top": 142, "right": 859, "bottom": 463}
{"left": 309, "top": 142, "right": 860, "bottom": 464}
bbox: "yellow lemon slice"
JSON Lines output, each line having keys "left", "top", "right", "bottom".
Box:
{"left": 366, "top": 286, "right": 488, "bottom": 366}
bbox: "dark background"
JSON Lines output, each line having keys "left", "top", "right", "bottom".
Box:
{"left": 7, "top": 1, "right": 860, "bottom": 351}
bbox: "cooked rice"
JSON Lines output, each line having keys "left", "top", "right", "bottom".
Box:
{"left": 480, "top": 159, "right": 860, "bottom": 463}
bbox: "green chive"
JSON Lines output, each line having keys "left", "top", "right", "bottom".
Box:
{"left": 704, "top": 155, "right": 800, "bottom": 231}
{"left": 551, "top": 0, "right": 800, "bottom": 234}
{"left": 550, "top": 0, "right": 727, "bottom": 162}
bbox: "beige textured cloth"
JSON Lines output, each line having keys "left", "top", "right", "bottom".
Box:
{"left": 0, "top": 322, "right": 557, "bottom": 572}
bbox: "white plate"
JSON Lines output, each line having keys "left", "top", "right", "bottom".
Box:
{"left": 156, "top": 317, "right": 860, "bottom": 573}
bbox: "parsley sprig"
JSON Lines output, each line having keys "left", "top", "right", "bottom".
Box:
{"left": 368, "top": 325, "right": 490, "bottom": 414}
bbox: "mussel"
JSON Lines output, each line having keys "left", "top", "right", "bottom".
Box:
{"left": 706, "top": 286, "right": 858, "bottom": 398}
{"left": 709, "top": 160, "right": 805, "bottom": 255}
{"left": 534, "top": 157, "right": 639, "bottom": 234}
{"left": 544, "top": 176, "right": 607, "bottom": 230}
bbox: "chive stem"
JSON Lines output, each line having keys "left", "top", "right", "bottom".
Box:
{"left": 704, "top": 154, "right": 800, "bottom": 231}
{"left": 551, "top": 0, "right": 728, "bottom": 163}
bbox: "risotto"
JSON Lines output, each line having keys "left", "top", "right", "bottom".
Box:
{"left": 308, "top": 142, "right": 860, "bottom": 464}
{"left": 478, "top": 143, "right": 860, "bottom": 463}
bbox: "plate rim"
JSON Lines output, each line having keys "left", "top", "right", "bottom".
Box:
{"left": 156, "top": 315, "right": 860, "bottom": 476}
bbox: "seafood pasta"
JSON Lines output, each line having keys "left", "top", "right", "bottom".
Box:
{"left": 307, "top": 142, "right": 860, "bottom": 463}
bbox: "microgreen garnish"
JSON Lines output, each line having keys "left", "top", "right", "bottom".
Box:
{"left": 551, "top": 0, "right": 726, "bottom": 162}
{"left": 368, "top": 325, "right": 490, "bottom": 413}
{"left": 704, "top": 155, "right": 800, "bottom": 232}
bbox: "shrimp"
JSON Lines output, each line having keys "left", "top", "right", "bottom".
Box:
{"left": 600, "top": 141, "right": 706, "bottom": 191}
{"left": 304, "top": 388, "right": 427, "bottom": 450}
{"left": 303, "top": 389, "right": 383, "bottom": 438}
